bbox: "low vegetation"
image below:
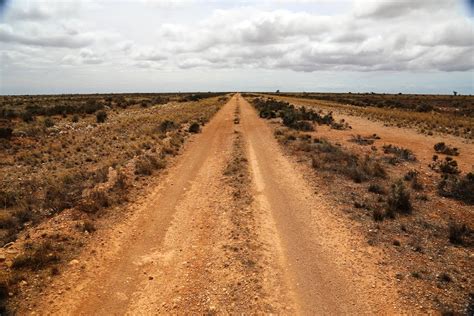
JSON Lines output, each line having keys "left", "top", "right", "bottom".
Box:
{"left": 438, "top": 172, "right": 474, "bottom": 205}
{"left": 0, "top": 92, "right": 228, "bottom": 237}
{"left": 275, "top": 92, "right": 474, "bottom": 117}
{"left": 188, "top": 122, "right": 201, "bottom": 133}
{"left": 430, "top": 156, "right": 460, "bottom": 174}
{"left": 260, "top": 92, "right": 474, "bottom": 139}
{"left": 245, "top": 94, "right": 473, "bottom": 314}
{"left": 448, "top": 222, "right": 472, "bottom": 246}
{"left": 386, "top": 180, "right": 412, "bottom": 217}
{"left": 0, "top": 92, "right": 229, "bottom": 311}
{"left": 252, "top": 97, "right": 350, "bottom": 131}
{"left": 382, "top": 144, "right": 417, "bottom": 163}
{"left": 434, "top": 142, "right": 459, "bottom": 156}
{"left": 349, "top": 134, "right": 379, "bottom": 146}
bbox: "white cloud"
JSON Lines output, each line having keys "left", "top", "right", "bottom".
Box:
{"left": 353, "top": 0, "right": 458, "bottom": 19}
{"left": 0, "top": 23, "right": 95, "bottom": 48}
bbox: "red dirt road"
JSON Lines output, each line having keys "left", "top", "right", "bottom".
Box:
{"left": 25, "top": 94, "right": 406, "bottom": 314}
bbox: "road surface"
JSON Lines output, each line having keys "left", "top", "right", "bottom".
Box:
{"left": 29, "top": 94, "right": 403, "bottom": 315}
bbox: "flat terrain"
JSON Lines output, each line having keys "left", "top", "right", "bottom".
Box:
{"left": 1, "top": 93, "right": 472, "bottom": 314}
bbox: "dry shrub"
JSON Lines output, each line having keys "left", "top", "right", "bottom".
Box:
{"left": 434, "top": 142, "right": 459, "bottom": 156}
{"left": 135, "top": 154, "right": 165, "bottom": 176}
{"left": 383, "top": 144, "right": 416, "bottom": 162}
{"left": 188, "top": 122, "right": 201, "bottom": 133}
{"left": 113, "top": 171, "right": 128, "bottom": 192}
{"left": 438, "top": 172, "right": 474, "bottom": 204}
{"left": 0, "top": 127, "right": 12, "bottom": 139}
{"left": 157, "top": 120, "right": 177, "bottom": 133}
{"left": 90, "top": 190, "right": 110, "bottom": 209}
{"left": 96, "top": 110, "right": 107, "bottom": 123}
{"left": 43, "top": 174, "right": 87, "bottom": 213}
{"left": 0, "top": 212, "right": 15, "bottom": 229}
{"left": 0, "top": 275, "right": 8, "bottom": 314}
{"left": 368, "top": 183, "right": 385, "bottom": 195}
{"left": 448, "top": 222, "right": 472, "bottom": 246}
{"left": 430, "top": 157, "right": 460, "bottom": 175}
{"left": 308, "top": 137, "right": 386, "bottom": 183}
{"left": 404, "top": 170, "right": 424, "bottom": 191}
{"left": 0, "top": 189, "right": 18, "bottom": 208}
{"left": 386, "top": 180, "right": 412, "bottom": 217}
{"left": 12, "top": 241, "right": 61, "bottom": 271}
{"left": 94, "top": 166, "right": 109, "bottom": 183}
{"left": 349, "top": 134, "right": 375, "bottom": 146}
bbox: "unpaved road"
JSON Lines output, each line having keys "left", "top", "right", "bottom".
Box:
{"left": 28, "top": 94, "right": 405, "bottom": 314}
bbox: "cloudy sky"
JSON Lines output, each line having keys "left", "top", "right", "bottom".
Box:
{"left": 0, "top": 0, "right": 473, "bottom": 95}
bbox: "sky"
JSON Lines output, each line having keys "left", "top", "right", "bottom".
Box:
{"left": 0, "top": 0, "right": 473, "bottom": 95}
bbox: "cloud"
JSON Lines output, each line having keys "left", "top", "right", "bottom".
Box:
{"left": 3, "top": 1, "right": 81, "bottom": 21}
{"left": 354, "top": 0, "right": 458, "bottom": 19}
{"left": 134, "top": 48, "right": 168, "bottom": 62}
{"left": 141, "top": 6, "right": 473, "bottom": 72}
{"left": 0, "top": 24, "right": 94, "bottom": 48}
{"left": 421, "top": 20, "right": 474, "bottom": 47}
{"left": 62, "top": 48, "right": 104, "bottom": 65}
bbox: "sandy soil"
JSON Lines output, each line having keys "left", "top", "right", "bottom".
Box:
{"left": 19, "top": 94, "right": 409, "bottom": 314}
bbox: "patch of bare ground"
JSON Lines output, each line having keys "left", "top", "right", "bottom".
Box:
{"left": 245, "top": 95, "right": 473, "bottom": 314}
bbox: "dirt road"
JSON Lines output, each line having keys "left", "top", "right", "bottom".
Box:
{"left": 28, "top": 94, "right": 404, "bottom": 314}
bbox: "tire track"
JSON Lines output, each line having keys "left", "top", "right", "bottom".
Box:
{"left": 30, "top": 95, "right": 293, "bottom": 314}
{"left": 239, "top": 94, "right": 404, "bottom": 314}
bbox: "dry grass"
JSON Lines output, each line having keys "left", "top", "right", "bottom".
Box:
{"left": 0, "top": 93, "right": 229, "bottom": 313}
{"left": 0, "top": 93, "right": 228, "bottom": 246}
{"left": 258, "top": 93, "right": 474, "bottom": 139}
{"left": 246, "top": 95, "right": 474, "bottom": 314}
